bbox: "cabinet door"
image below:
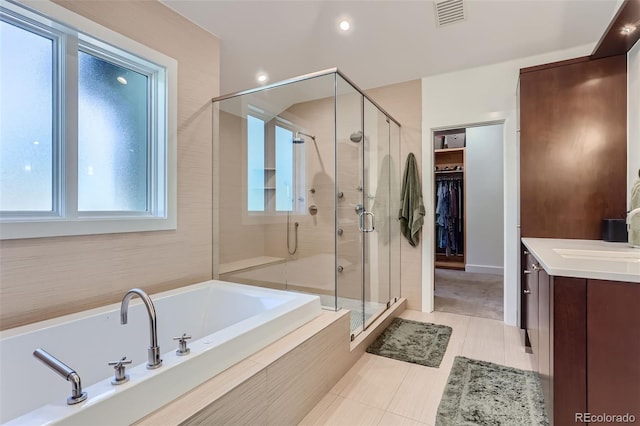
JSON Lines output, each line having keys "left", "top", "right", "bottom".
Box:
{"left": 524, "top": 254, "right": 539, "bottom": 358}
{"left": 519, "top": 55, "right": 626, "bottom": 239}
{"left": 553, "top": 277, "right": 587, "bottom": 425}
{"left": 538, "top": 269, "right": 551, "bottom": 415}
{"left": 587, "top": 280, "right": 640, "bottom": 418}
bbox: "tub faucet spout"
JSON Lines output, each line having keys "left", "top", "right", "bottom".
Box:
{"left": 120, "top": 288, "right": 162, "bottom": 369}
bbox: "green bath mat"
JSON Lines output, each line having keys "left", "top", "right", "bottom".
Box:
{"left": 436, "top": 356, "right": 549, "bottom": 426}
{"left": 366, "top": 318, "right": 452, "bottom": 367}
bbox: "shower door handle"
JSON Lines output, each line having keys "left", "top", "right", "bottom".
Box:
{"left": 359, "top": 211, "right": 375, "bottom": 233}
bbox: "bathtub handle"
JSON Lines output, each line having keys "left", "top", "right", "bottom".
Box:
{"left": 173, "top": 334, "right": 192, "bottom": 356}
{"left": 108, "top": 357, "right": 132, "bottom": 385}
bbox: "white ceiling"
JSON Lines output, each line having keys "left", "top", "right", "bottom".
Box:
{"left": 162, "top": 0, "right": 621, "bottom": 95}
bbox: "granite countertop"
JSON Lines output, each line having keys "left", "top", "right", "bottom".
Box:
{"left": 521, "top": 238, "right": 640, "bottom": 283}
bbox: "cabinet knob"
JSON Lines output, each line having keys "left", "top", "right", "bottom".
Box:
{"left": 532, "top": 263, "right": 542, "bottom": 271}
{"left": 524, "top": 270, "right": 532, "bottom": 275}
{"left": 523, "top": 250, "right": 530, "bottom": 255}
{"left": 524, "top": 289, "right": 532, "bottom": 294}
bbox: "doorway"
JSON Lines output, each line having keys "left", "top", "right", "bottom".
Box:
{"left": 433, "top": 123, "right": 504, "bottom": 320}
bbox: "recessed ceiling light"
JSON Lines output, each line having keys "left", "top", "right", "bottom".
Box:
{"left": 256, "top": 72, "right": 268, "bottom": 83}
{"left": 117, "top": 76, "right": 128, "bottom": 85}
{"left": 339, "top": 19, "right": 351, "bottom": 32}
{"left": 621, "top": 25, "right": 636, "bottom": 35}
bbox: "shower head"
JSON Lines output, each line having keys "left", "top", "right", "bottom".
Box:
{"left": 350, "top": 130, "right": 363, "bottom": 143}
{"left": 293, "top": 131, "right": 316, "bottom": 144}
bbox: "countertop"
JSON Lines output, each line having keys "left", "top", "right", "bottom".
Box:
{"left": 521, "top": 238, "right": 640, "bottom": 283}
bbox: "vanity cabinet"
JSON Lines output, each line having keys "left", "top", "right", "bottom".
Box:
{"left": 522, "top": 246, "right": 640, "bottom": 425}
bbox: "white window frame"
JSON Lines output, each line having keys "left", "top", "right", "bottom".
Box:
{"left": 0, "top": 0, "right": 177, "bottom": 240}
{"left": 243, "top": 109, "right": 306, "bottom": 219}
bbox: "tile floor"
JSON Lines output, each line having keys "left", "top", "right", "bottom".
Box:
{"left": 299, "top": 309, "right": 535, "bottom": 426}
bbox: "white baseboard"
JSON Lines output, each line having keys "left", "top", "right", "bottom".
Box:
{"left": 465, "top": 264, "right": 504, "bottom": 275}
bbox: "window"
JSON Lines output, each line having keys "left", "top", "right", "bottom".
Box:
{"left": 246, "top": 113, "right": 305, "bottom": 215}
{"left": 0, "top": 0, "right": 177, "bottom": 239}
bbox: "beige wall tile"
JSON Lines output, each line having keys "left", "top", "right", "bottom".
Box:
{"left": 1, "top": 1, "right": 220, "bottom": 330}
{"left": 181, "top": 369, "right": 268, "bottom": 426}
{"left": 136, "top": 359, "right": 264, "bottom": 426}
{"left": 266, "top": 312, "right": 352, "bottom": 425}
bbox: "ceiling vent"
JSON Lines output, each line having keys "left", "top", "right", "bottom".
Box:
{"left": 434, "top": 0, "right": 466, "bottom": 27}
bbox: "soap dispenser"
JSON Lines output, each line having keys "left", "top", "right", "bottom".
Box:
{"left": 629, "top": 170, "right": 640, "bottom": 248}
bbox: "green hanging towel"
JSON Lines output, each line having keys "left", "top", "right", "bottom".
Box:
{"left": 399, "top": 152, "right": 425, "bottom": 247}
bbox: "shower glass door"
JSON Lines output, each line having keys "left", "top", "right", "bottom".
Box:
{"left": 336, "top": 75, "right": 365, "bottom": 332}
{"left": 363, "top": 98, "right": 391, "bottom": 330}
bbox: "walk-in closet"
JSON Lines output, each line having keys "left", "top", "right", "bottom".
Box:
{"left": 433, "top": 124, "right": 505, "bottom": 321}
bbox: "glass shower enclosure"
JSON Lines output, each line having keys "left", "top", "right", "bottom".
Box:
{"left": 213, "top": 69, "right": 401, "bottom": 337}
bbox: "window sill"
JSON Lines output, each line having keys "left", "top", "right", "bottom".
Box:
{"left": 0, "top": 215, "right": 177, "bottom": 240}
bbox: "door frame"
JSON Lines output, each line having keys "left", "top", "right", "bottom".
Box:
{"left": 423, "top": 115, "right": 520, "bottom": 326}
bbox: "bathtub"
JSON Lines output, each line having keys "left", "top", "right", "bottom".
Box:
{"left": 0, "top": 281, "right": 321, "bottom": 425}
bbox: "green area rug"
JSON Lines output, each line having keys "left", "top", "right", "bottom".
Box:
{"left": 437, "top": 356, "right": 549, "bottom": 426}
{"left": 366, "top": 318, "right": 452, "bottom": 367}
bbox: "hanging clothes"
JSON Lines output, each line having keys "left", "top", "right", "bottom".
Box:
{"left": 435, "top": 175, "right": 463, "bottom": 256}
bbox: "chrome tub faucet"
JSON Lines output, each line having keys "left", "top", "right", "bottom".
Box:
{"left": 120, "top": 288, "right": 162, "bottom": 369}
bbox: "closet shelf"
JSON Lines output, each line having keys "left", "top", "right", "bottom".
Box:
{"left": 435, "top": 147, "right": 465, "bottom": 153}
{"left": 435, "top": 169, "right": 464, "bottom": 174}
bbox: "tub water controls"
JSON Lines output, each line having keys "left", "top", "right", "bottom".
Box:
{"left": 108, "top": 356, "right": 132, "bottom": 385}
{"left": 173, "top": 333, "right": 192, "bottom": 356}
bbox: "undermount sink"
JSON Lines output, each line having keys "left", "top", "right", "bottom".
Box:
{"left": 553, "top": 248, "right": 640, "bottom": 263}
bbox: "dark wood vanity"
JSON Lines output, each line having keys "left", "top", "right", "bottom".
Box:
{"left": 522, "top": 242, "right": 640, "bottom": 425}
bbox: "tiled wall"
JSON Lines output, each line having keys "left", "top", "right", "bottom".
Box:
{"left": 0, "top": 1, "right": 220, "bottom": 330}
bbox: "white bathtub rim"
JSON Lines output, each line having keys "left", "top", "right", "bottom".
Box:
{"left": 2, "top": 281, "right": 321, "bottom": 425}
{"left": 0, "top": 280, "right": 305, "bottom": 340}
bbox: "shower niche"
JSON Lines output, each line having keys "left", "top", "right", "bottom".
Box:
{"left": 213, "top": 69, "right": 401, "bottom": 337}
